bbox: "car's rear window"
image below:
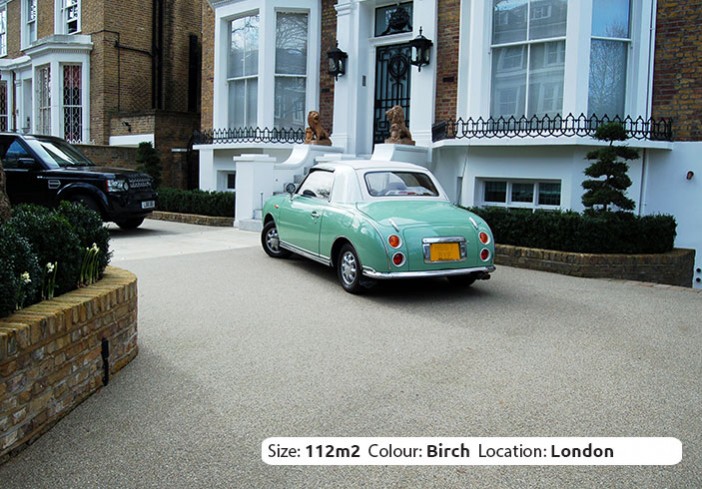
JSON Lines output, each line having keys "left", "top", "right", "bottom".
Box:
{"left": 365, "top": 171, "right": 439, "bottom": 197}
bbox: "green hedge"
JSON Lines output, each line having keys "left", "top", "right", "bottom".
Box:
{"left": 0, "top": 203, "right": 111, "bottom": 318}
{"left": 157, "top": 188, "right": 235, "bottom": 217}
{"left": 468, "top": 207, "right": 676, "bottom": 254}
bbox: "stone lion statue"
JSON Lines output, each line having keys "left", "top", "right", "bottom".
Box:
{"left": 303, "top": 111, "right": 332, "bottom": 146}
{"left": 385, "top": 105, "right": 415, "bottom": 145}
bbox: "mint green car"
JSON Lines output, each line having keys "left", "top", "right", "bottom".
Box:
{"left": 261, "top": 160, "right": 495, "bottom": 293}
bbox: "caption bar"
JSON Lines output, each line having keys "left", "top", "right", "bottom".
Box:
{"left": 262, "top": 437, "right": 681, "bottom": 466}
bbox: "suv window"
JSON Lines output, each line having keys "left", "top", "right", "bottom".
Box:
{"left": 0, "top": 139, "right": 32, "bottom": 169}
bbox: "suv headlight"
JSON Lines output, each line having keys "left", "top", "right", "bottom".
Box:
{"left": 106, "top": 179, "right": 130, "bottom": 192}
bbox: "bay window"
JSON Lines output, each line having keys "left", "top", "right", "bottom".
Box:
{"left": 228, "top": 14, "right": 259, "bottom": 128}
{"left": 274, "top": 12, "right": 308, "bottom": 130}
{"left": 217, "top": 1, "right": 318, "bottom": 133}
{"left": 588, "top": 0, "right": 631, "bottom": 117}
{"left": 491, "top": 0, "right": 567, "bottom": 119}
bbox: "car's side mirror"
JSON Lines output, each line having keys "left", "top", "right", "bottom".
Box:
{"left": 285, "top": 183, "right": 297, "bottom": 194}
{"left": 17, "top": 157, "right": 39, "bottom": 170}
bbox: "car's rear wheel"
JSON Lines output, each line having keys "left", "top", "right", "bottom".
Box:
{"left": 261, "top": 220, "right": 290, "bottom": 258}
{"left": 337, "top": 244, "right": 369, "bottom": 294}
{"left": 115, "top": 217, "right": 145, "bottom": 229}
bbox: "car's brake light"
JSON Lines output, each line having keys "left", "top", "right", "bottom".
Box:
{"left": 479, "top": 232, "right": 490, "bottom": 245}
{"left": 480, "top": 248, "right": 491, "bottom": 261}
{"left": 392, "top": 252, "right": 405, "bottom": 266}
{"left": 388, "top": 235, "right": 401, "bottom": 248}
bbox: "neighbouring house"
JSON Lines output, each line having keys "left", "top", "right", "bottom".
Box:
{"left": 0, "top": 0, "right": 203, "bottom": 188}
{"left": 197, "top": 0, "right": 702, "bottom": 288}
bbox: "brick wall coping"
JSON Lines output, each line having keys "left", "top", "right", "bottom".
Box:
{"left": 148, "top": 211, "right": 234, "bottom": 227}
{"left": 495, "top": 244, "right": 695, "bottom": 287}
{"left": 0, "top": 267, "right": 138, "bottom": 463}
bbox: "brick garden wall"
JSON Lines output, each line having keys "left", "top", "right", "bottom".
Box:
{"left": 496, "top": 245, "right": 696, "bottom": 287}
{"left": 0, "top": 267, "right": 138, "bottom": 463}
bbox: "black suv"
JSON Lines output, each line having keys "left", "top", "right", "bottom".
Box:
{"left": 1, "top": 133, "right": 157, "bottom": 229}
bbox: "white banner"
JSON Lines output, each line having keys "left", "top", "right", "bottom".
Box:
{"left": 262, "top": 437, "right": 682, "bottom": 466}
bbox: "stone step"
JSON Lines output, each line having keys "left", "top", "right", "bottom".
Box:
{"left": 238, "top": 218, "right": 263, "bottom": 232}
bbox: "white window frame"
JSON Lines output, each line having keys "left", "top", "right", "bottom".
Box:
{"left": 456, "top": 0, "right": 656, "bottom": 126}
{"left": 0, "top": 4, "right": 7, "bottom": 57}
{"left": 211, "top": 0, "right": 320, "bottom": 131}
{"left": 273, "top": 10, "right": 309, "bottom": 130}
{"left": 36, "top": 64, "right": 51, "bottom": 135}
{"left": 227, "top": 12, "right": 260, "bottom": 128}
{"left": 480, "top": 179, "right": 562, "bottom": 210}
{"left": 0, "top": 80, "right": 8, "bottom": 131}
{"left": 22, "top": 0, "right": 38, "bottom": 48}
{"left": 62, "top": 64, "right": 83, "bottom": 142}
{"left": 55, "top": 0, "right": 81, "bottom": 35}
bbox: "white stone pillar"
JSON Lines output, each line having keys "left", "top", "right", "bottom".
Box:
{"left": 233, "top": 154, "right": 277, "bottom": 228}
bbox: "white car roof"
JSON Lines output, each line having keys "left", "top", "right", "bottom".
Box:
{"left": 307, "top": 160, "right": 448, "bottom": 203}
{"left": 312, "top": 160, "right": 429, "bottom": 173}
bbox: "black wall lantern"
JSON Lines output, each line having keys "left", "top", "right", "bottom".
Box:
{"left": 327, "top": 41, "right": 348, "bottom": 80}
{"left": 409, "top": 27, "right": 433, "bottom": 71}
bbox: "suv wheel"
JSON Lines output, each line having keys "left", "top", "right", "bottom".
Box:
{"left": 115, "top": 217, "right": 145, "bottom": 230}
{"left": 70, "top": 195, "right": 102, "bottom": 216}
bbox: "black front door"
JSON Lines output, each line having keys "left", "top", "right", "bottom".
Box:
{"left": 374, "top": 43, "right": 412, "bottom": 144}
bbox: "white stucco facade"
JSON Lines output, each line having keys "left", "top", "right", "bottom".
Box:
{"left": 200, "top": 0, "right": 702, "bottom": 287}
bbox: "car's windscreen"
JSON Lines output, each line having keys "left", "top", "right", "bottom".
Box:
{"left": 365, "top": 171, "right": 439, "bottom": 197}
{"left": 32, "top": 138, "right": 95, "bottom": 168}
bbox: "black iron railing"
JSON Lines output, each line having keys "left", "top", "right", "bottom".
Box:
{"left": 432, "top": 113, "right": 673, "bottom": 142}
{"left": 193, "top": 127, "right": 306, "bottom": 145}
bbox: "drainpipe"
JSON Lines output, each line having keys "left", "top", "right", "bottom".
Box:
{"left": 152, "top": 0, "right": 164, "bottom": 110}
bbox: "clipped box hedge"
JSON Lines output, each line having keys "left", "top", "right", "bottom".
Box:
{"left": 468, "top": 207, "right": 677, "bottom": 254}
{"left": 156, "top": 188, "right": 235, "bottom": 218}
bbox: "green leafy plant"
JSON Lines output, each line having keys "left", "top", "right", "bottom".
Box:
{"left": 136, "top": 141, "right": 162, "bottom": 188}
{"left": 0, "top": 226, "right": 41, "bottom": 316}
{"left": 80, "top": 243, "right": 101, "bottom": 286}
{"left": 157, "top": 187, "right": 235, "bottom": 217}
{"left": 467, "top": 206, "right": 676, "bottom": 254}
{"left": 56, "top": 201, "right": 111, "bottom": 276}
{"left": 15, "top": 271, "right": 32, "bottom": 310}
{"left": 582, "top": 122, "right": 639, "bottom": 212}
{"left": 42, "top": 261, "right": 58, "bottom": 300}
{"left": 7, "top": 204, "right": 83, "bottom": 297}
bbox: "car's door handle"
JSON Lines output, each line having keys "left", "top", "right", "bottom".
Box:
{"left": 310, "top": 211, "right": 321, "bottom": 218}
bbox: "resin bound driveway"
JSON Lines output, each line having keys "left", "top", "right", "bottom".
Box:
{"left": 0, "top": 219, "right": 700, "bottom": 488}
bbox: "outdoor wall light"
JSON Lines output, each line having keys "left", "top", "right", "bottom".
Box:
{"left": 410, "top": 27, "right": 433, "bottom": 72}
{"left": 327, "top": 41, "right": 348, "bottom": 80}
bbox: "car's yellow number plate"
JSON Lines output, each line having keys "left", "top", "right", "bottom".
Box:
{"left": 429, "top": 243, "right": 460, "bottom": 262}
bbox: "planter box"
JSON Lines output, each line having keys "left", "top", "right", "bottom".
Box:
{"left": 0, "top": 267, "right": 138, "bottom": 463}
{"left": 495, "top": 245, "right": 695, "bottom": 287}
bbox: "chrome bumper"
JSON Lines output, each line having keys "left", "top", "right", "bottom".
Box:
{"left": 362, "top": 265, "right": 496, "bottom": 280}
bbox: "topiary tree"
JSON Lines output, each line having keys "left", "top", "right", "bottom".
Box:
{"left": 582, "top": 122, "right": 639, "bottom": 212}
{"left": 136, "top": 141, "right": 162, "bottom": 188}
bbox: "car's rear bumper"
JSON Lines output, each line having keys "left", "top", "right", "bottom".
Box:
{"left": 362, "top": 265, "right": 496, "bottom": 280}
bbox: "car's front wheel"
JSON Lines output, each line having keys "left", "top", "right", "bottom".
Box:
{"left": 115, "top": 217, "right": 145, "bottom": 230}
{"left": 261, "top": 220, "right": 290, "bottom": 258}
{"left": 337, "top": 244, "right": 370, "bottom": 294}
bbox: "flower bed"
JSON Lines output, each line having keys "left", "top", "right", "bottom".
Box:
{"left": 0, "top": 267, "right": 138, "bottom": 463}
